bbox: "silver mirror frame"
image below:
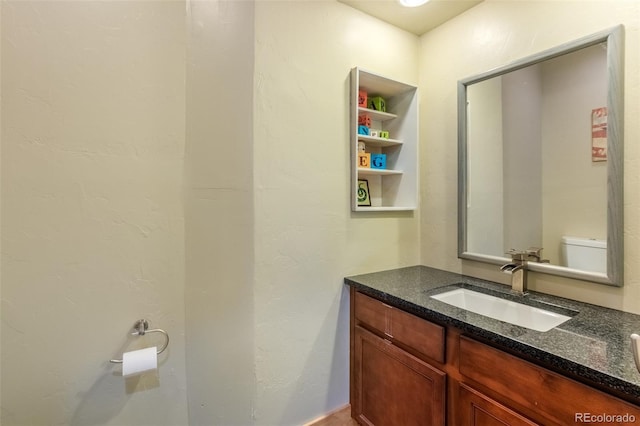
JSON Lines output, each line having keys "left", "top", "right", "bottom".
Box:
{"left": 458, "top": 25, "right": 624, "bottom": 286}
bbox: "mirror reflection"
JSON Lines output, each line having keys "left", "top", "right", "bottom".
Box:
{"left": 458, "top": 27, "right": 623, "bottom": 286}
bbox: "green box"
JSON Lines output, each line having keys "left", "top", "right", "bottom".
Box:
{"left": 368, "top": 96, "right": 386, "bottom": 112}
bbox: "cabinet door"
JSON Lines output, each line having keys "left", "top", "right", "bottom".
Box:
{"left": 458, "top": 383, "right": 540, "bottom": 426}
{"left": 459, "top": 336, "right": 640, "bottom": 425}
{"left": 353, "top": 325, "right": 445, "bottom": 426}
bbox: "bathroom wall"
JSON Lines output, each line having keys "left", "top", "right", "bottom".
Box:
{"left": 0, "top": 0, "right": 4, "bottom": 411}
{"left": 502, "top": 66, "right": 543, "bottom": 253}
{"left": 1, "top": 2, "right": 189, "bottom": 424}
{"left": 540, "top": 44, "right": 608, "bottom": 264}
{"left": 13, "top": 1, "right": 634, "bottom": 425}
{"left": 1, "top": 1, "right": 420, "bottom": 424}
{"left": 184, "top": 1, "right": 256, "bottom": 424}
{"left": 252, "top": 2, "right": 419, "bottom": 424}
{"left": 466, "top": 76, "right": 504, "bottom": 256}
{"left": 184, "top": 1, "right": 420, "bottom": 423}
{"left": 419, "top": 0, "right": 640, "bottom": 312}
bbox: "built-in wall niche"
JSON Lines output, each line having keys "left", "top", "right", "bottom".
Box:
{"left": 350, "top": 67, "right": 418, "bottom": 212}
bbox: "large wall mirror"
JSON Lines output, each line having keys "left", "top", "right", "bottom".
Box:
{"left": 458, "top": 26, "right": 624, "bottom": 286}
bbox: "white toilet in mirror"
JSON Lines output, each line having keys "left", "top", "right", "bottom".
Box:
{"left": 561, "top": 236, "right": 607, "bottom": 274}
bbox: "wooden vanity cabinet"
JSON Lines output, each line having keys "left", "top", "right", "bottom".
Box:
{"left": 353, "top": 326, "right": 446, "bottom": 425}
{"left": 350, "top": 288, "right": 640, "bottom": 426}
{"left": 351, "top": 291, "right": 446, "bottom": 425}
{"left": 457, "top": 336, "right": 640, "bottom": 426}
{"left": 457, "top": 382, "right": 541, "bottom": 426}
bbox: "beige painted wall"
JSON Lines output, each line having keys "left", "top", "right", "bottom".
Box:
{"left": 6, "top": 1, "right": 640, "bottom": 425}
{"left": 466, "top": 77, "right": 504, "bottom": 255}
{"left": 419, "top": 0, "right": 640, "bottom": 312}
{"left": 2, "top": 0, "right": 420, "bottom": 425}
{"left": 184, "top": 1, "right": 256, "bottom": 425}
{"left": 253, "top": 2, "right": 419, "bottom": 423}
{"left": 502, "top": 66, "right": 543, "bottom": 252}
{"left": 1, "top": 1, "right": 189, "bottom": 425}
{"left": 541, "top": 45, "right": 607, "bottom": 264}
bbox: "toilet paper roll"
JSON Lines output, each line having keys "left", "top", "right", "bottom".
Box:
{"left": 122, "top": 346, "right": 157, "bottom": 377}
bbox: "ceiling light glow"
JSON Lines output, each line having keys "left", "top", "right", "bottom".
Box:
{"left": 398, "top": 0, "right": 429, "bottom": 7}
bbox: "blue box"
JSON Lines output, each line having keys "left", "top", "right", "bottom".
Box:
{"left": 358, "top": 125, "right": 369, "bottom": 135}
{"left": 371, "top": 154, "right": 387, "bottom": 169}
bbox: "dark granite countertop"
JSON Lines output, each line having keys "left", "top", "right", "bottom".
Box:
{"left": 345, "top": 265, "right": 640, "bottom": 404}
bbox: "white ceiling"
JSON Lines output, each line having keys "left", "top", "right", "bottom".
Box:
{"left": 338, "top": 0, "right": 483, "bottom": 36}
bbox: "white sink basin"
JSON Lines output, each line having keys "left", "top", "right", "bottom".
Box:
{"left": 431, "top": 288, "right": 572, "bottom": 332}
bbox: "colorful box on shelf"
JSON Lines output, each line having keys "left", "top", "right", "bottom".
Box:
{"left": 358, "top": 115, "right": 372, "bottom": 127}
{"left": 371, "top": 154, "right": 387, "bottom": 169}
{"left": 379, "top": 131, "right": 390, "bottom": 139}
{"left": 368, "top": 96, "right": 386, "bottom": 112}
{"left": 358, "top": 90, "right": 368, "bottom": 108}
{"left": 358, "top": 152, "right": 371, "bottom": 168}
{"left": 358, "top": 125, "right": 369, "bottom": 135}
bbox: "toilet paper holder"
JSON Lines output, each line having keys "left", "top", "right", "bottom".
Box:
{"left": 110, "top": 319, "right": 170, "bottom": 363}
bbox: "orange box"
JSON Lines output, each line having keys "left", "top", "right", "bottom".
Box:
{"left": 358, "top": 152, "right": 371, "bottom": 168}
{"left": 358, "top": 114, "right": 371, "bottom": 127}
{"left": 358, "top": 90, "right": 368, "bottom": 108}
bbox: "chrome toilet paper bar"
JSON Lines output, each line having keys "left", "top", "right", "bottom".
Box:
{"left": 110, "top": 319, "right": 170, "bottom": 364}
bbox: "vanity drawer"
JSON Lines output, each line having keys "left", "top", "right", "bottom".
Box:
{"left": 354, "top": 291, "right": 445, "bottom": 363}
{"left": 354, "top": 291, "right": 389, "bottom": 336}
{"left": 459, "top": 336, "right": 640, "bottom": 425}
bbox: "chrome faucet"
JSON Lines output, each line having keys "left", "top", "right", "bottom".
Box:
{"left": 501, "top": 249, "right": 528, "bottom": 294}
{"left": 500, "top": 247, "right": 549, "bottom": 294}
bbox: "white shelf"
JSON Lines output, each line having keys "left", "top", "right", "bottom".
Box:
{"left": 358, "top": 168, "right": 403, "bottom": 176}
{"left": 357, "top": 135, "right": 403, "bottom": 147}
{"left": 354, "top": 206, "right": 416, "bottom": 212}
{"left": 350, "top": 67, "right": 418, "bottom": 211}
{"left": 358, "top": 107, "right": 398, "bottom": 122}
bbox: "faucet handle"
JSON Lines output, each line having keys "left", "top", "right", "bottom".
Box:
{"left": 526, "top": 247, "right": 542, "bottom": 256}
{"left": 525, "top": 247, "right": 550, "bottom": 263}
{"left": 506, "top": 249, "right": 528, "bottom": 261}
